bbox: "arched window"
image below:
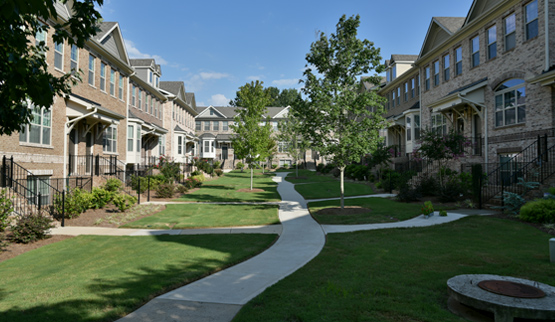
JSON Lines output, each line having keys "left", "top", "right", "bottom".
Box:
{"left": 495, "top": 79, "right": 525, "bottom": 127}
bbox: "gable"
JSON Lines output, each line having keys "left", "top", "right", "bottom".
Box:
{"left": 96, "top": 23, "right": 130, "bottom": 65}
{"left": 419, "top": 17, "right": 465, "bottom": 58}
{"left": 464, "top": 0, "right": 504, "bottom": 26}
{"left": 197, "top": 106, "right": 226, "bottom": 118}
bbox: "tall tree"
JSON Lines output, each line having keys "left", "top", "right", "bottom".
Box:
{"left": 296, "top": 14, "right": 387, "bottom": 209}
{"left": 275, "top": 88, "right": 302, "bottom": 107}
{"left": 230, "top": 81, "right": 273, "bottom": 190}
{"left": 0, "top": 0, "right": 103, "bottom": 135}
{"left": 277, "top": 109, "right": 308, "bottom": 178}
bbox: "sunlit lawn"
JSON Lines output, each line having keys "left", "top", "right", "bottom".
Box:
{"left": 295, "top": 181, "right": 374, "bottom": 200}
{"left": 0, "top": 234, "right": 276, "bottom": 322}
{"left": 235, "top": 216, "right": 554, "bottom": 321}
{"left": 284, "top": 169, "right": 336, "bottom": 184}
{"left": 180, "top": 170, "right": 280, "bottom": 202}
{"left": 121, "top": 204, "right": 280, "bottom": 229}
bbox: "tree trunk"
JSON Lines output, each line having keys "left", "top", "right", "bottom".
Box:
{"left": 250, "top": 167, "right": 253, "bottom": 190}
{"left": 340, "top": 166, "right": 345, "bottom": 209}
{"left": 296, "top": 162, "right": 299, "bottom": 178}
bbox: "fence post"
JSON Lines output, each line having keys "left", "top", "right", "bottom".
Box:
{"left": 137, "top": 175, "right": 141, "bottom": 205}
{"left": 95, "top": 155, "right": 100, "bottom": 176}
{"left": 9, "top": 156, "right": 13, "bottom": 188}
{"left": 38, "top": 192, "right": 42, "bottom": 210}
{"left": 501, "top": 174, "right": 505, "bottom": 208}
{"left": 1, "top": 155, "right": 5, "bottom": 188}
{"left": 148, "top": 176, "right": 151, "bottom": 202}
{"left": 61, "top": 190, "right": 65, "bottom": 227}
{"left": 389, "top": 171, "right": 392, "bottom": 194}
{"left": 478, "top": 172, "right": 483, "bottom": 210}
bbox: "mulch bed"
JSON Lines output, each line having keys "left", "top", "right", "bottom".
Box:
{"left": 317, "top": 206, "right": 371, "bottom": 216}
{"left": 236, "top": 188, "right": 265, "bottom": 193}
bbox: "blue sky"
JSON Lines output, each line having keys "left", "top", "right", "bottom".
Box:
{"left": 98, "top": 0, "right": 474, "bottom": 107}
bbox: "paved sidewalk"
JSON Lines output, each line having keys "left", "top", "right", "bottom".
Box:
{"left": 117, "top": 172, "right": 326, "bottom": 322}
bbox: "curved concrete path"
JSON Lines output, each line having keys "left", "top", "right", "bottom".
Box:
{"left": 116, "top": 172, "right": 326, "bottom": 322}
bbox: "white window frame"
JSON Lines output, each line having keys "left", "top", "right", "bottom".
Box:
{"left": 102, "top": 125, "right": 118, "bottom": 153}
{"left": 195, "top": 121, "right": 201, "bottom": 131}
{"left": 431, "top": 114, "right": 447, "bottom": 135}
{"left": 471, "top": 35, "right": 480, "bottom": 68}
{"left": 131, "top": 84, "right": 136, "bottom": 106}
{"left": 54, "top": 41, "right": 64, "bottom": 71}
{"left": 138, "top": 89, "right": 142, "bottom": 110}
{"left": 127, "top": 125, "right": 134, "bottom": 152}
{"left": 88, "top": 54, "right": 95, "bottom": 86}
{"left": 443, "top": 54, "right": 450, "bottom": 81}
{"left": 100, "top": 62, "right": 106, "bottom": 92}
{"left": 487, "top": 25, "right": 497, "bottom": 60}
{"left": 504, "top": 14, "right": 516, "bottom": 51}
{"left": 110, "top": 69, "right": 116, "bottom": 96}
{"left": 455, "top": 47, "right": 462, "bottom": 76}
{"left": 525, "top": 0, "right": 538, "bottom": 40}
{"left": 433, "top": 60, "right": 440, "bottom": 86}
{"left": 118, "top": 74, "right": 124, "bottom": 100}
{"left": 204, "top": 121, "right": 210, "bottom": 131}
{"left": 425, "top": 66, "right": 430, "bottom": 90}
{"left": 19, "top": 103, "right": 52, "bottom": 146}
{"left": 213, "top": 121, "right": 219, "bottom": 131}
{"left": 495, "top": 79, "right": 526, "bottom": 127}
{"left": 70, "top": 44, "right": 78, "bottom": 73}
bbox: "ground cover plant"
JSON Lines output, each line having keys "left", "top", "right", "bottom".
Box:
{"left": 234, "top": 216, "right": 554, "bottom": 321}
{"left": 121, "top": 204, "right": 280, "bottom": 229}
{"left": 179, "top": 170, "right": 280, "bottom": 202}
{"left": 294, "top": 181, "right": 373, "bottom": 200}
{"left": 0, "top": 234, "right": 276, "bottom": 322}
{"left": 308, "top": 197, "right": 425, "bottom": 225}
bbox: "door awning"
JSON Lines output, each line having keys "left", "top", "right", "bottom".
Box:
{"left": 430, "top": 78, "right": 487, "bottom": 113}
{"left": 65, "top": 94, "right": 125, "bottom": 125}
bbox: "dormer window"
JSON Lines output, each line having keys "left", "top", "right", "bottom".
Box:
{"left": 148, "top": 70, "right": 153, "bottom": 84}
{"left": 392, "top": 65, "right": 397, "bottom": 80}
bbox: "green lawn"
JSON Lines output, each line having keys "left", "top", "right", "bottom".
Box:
{"left": 234, "top": 216, "right": 554, "bottom": 321}
{"left": 0, "top": 234, "right": 276, "bottom": 322}
{"left": 284, "top": 169, "right": 336, "bottom": 184}
{"left": 294, "top": 181, "right": 374, "bottom": 200}
{"left": 308, "top": 197, "right": 423, "bottom": 225}
{"left": 180, "top": 170, "right": 280, "bottom": 202}
{"left": 121, "top": 204, "right": 280, "bottom": 229}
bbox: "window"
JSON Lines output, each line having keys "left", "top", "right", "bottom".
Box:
{"left": 148, "top": 71, "right": 153, "bottom": 84}
{"left": 386, "top": 69, "right": 391, "bottom": 83}
{"left": 178, "top": 136, "right": 183, "bottom": 154}
{"left": 35, "top": 28, "right": 47, "bottom": 47}
{"left": 431, "top": 114, "right": 447, "bottom": 135}
{"left": 27, "top": 176, "right": 50, "bottom": 206}
{"left": 155, "top": 76, "right": 159, "bottom": 88}
{"left": 404, "top": 82, "right": 408, "bottom": 101}
{"left": 223, "top": 121, "right": 229, "bottom": 131}
{"left": 159, "top": 135, "right": 165, "bottom": 155}
{"left": 525, "top": 0, "right": 538, "bottom": 40}
{"left": 195, "top": 121, "right": 201, "bottom": 131}
{"left": 102, "top": 125, "right": 117, "bottom": 153}
{"left": 406, "top": 116, "right": 411, "bottom": 141}
{"left": 392, "top": 65, "right": 397, "bottom": 80}
{"left": 54, "top": 41, "right": 63, "bottom": 70}
{"left": 19, "top": 104, "right": 51, "bottom": 145}
{"left": 272, "top": 121, "right": 278, "bottom": 131}
{"left": 278, "top": 142, "right": 289, "bottom": 153}
{"left": 118, "top": 74, "right": 124, "bottom": 100}
{"left": 100, "top": 62, "right": 106, "bottom": 91}
{"left": 213, "top": 121, "right": 219, "bottom": 131}
{"left": 204, "top": 121, "right": 210, "bottom": 131}
{"left": 414, "top": 114, "right": 421, "bottom": 140}
{"left": 131, "top": 85, "right": 136, "bottom": 106}
{"left": 443, "top": 54, "right": 450, "bottom": 81}
{"left": 411, "top": 78, "right": 415, "bottom": 98}
{"left": 70, "top": 44, "right": 78, "bottom": 73}
{"left": 455, "top": 47, "right": 462, "bottom": 76}
{"left": 110, "top": 69, "right": 115, "bottom": 96}
{"left": 203, "top": 140, "right": 214, "bottom": 153}
{"left": 146, "top": 95, "right": 150, "bottom": 113}
{"left": 504, "top": 14, "right": 516, "bottom": 51}
{"left": 150, "top": 96, "right": 153, "bottom": 114}
{"left": 425, "top": 66, "right": 430, "bottom": 90}
{"left": 127, "top": 125, "right": 134, "bottom": 152}
{"left": 392, "top": 90, "right": 396, "bottom": 107}
{"left": 136, "top": 126, "right": 141, "bottom": 152}
{"left": 397, "top": 87, "right": 400, "bottom": 105}
{"left": 433, "top": 60, "right": 440, "bottom": 86}
{"left": 495, "top": 79, "right": 526, "bottom": 127}
{"left": 487, "top": 25, "right": 497, "bottom": 60}
{"left": 154, "top": 100, "right": 158, "bottom": 117}
{"left": 471, "top": 36, "right": 480, "bottom": 68}
{"left": 88, "top": 55, "right": 95, "bottom": 86}
{"left": 138, "top": 89, "right": 142, "bottom": 110}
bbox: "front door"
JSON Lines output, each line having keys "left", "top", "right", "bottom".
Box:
{"left": 222, "top": 145, "right": 228, "bottom": 160}
{"left": 68, "top": 129, "right": 77, "bottom": 175}
{"left": 85, "top": 132, "right": 93, "bottom": 174}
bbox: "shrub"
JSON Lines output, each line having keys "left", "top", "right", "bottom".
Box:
{"left": 11, "top": 213, "right": 54, "bottom": 244}
{"left": 54, "top": 188, "right": 92, "bottom": 219}
{"left": 236, "top": 162, "right": 244, "bottom": 170}
{"left": 90, "top": 187, "right": 115, "bottom": 209}
{"left": 272, "top": 164, "right": 278, "bottom": 169}
{"left": 519, "top": 199, "right": 555, "bottom": 224}
{"left": 380, "top": 170, "right": 401, "bottom": 191}
{"left": 494, "top": 178, "right": 540, "bottom": 216}
{"left": 213, "top": 161, "right": 221, "bottom": 169}
{"left": 191, "top": 174, "right": 205, "bottom": 183}
{"left": 331, "top": 167, "right": 340, "bottom": 178}
{"left": 103, "top": 178, "right": 123, "bottom": 192}
{"left": 421, "top": 201, "right": 434, "bottom": 217}
{"left": 130, "top": 175, "right": 148, "bottom": 194}
{"left": 418, "top": 175, "right": 439, "bottom": 196}
{"left": 397, "top": 185, "right": 422, "bottom": 202}
{"left": 214, "top": 169, "right": 223, "bottom": 176}
{"left": 176, "top": 184, "right": 188, "bottom": 194}
{"left": 157, "top": 155, "right": 181, "bottom": 182}
{"left": 190, "top": 170, "right": 201, "bottom": 176}
{"left": 439, "top": 210, "right": 448, "bottom": 217}
{"left": 0, "top": 189, "right": 14, "bottom": 232}
{"left": 316, "top": 163, "right": 325, "bottom": 172}
{"left": 112, "top": 194, "right": 137, "bottom": 212}
{"left": 439, "top": 181, "right": 464, "bottom": 203}
{"left": 156, "top": 183, "right": 176, "bottom": 198}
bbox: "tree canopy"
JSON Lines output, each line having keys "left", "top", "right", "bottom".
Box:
{"left": 230, "top": 81, "right": 274, "bottom": 189}
{"left": 229, "top": 86, "right": 301, "bottom": 108}
{"left": 0, "top": 0, "right": 103, "bottom": 135}
{"left": 295, "top": 14, "right": 387, "bottom": 208}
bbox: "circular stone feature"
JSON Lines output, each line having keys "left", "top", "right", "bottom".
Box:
{"left": 478, "top": 280, "right": 546, "bottom": 298}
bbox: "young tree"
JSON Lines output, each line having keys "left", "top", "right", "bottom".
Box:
{"left": 296, "top": 14, "right": 387, "bottom": 209}
{"left": 0, "top": 0, "right": 103, "bottom": 135}
{"left": 277, "top": 110, "right": 309, "bottom": 178}
{"left": 231, "top": 81, "right": 273, "bottom": 190}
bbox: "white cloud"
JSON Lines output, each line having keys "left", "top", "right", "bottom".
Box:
{"left": 125, "top": 39, "right": 168, "bottom": 65}
{"left": 271, "top": 79, "right": 300, "bottom": 87}
{"left": 247, "top": 75, "right": 264, "bottom": 81}
{"left": 209, "top": 94, "right": 230, "bottom": 106}
{"left": 199, "top": 72, "right": 230, "bottom": 80}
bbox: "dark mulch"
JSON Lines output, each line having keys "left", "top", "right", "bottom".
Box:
{"left": 237, "top": 188, "right": 265, "bottom": 193}
{"left": 317, "top": 206, "right": 371, "bottom": 216}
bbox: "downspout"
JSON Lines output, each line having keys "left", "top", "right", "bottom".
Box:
{"left": 63, "top": 107, "right": 98, "bottom": 184}
{"left": 125, "top": 72, "right": 136, "bottom": 167}
{"left": 545, "top": 0, "right": 550, "bottom": 71}
{"left": 458, "top": 93, "right": 488, "bottom": 165}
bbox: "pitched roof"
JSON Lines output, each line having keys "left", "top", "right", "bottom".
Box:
{"left": 95, "top": 22, "right": 118, "bottom": 41}
{"left": 434, "top": 17, "right": 465, "bottom": 34}
{"left": 159, "top": 81, "right": 183, "bottom": 96}
{"left": 390, "top": 55, "right": 418, "bottom": 63}
{"left": 130, "top": 59, "right": 155, "bottom": 67}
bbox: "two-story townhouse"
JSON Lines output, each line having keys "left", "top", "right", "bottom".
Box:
{"left": 194, "top": 106, "right": 316, "bottom": 169}
{"left": 159, "top": 81, "right": 199, "bottom": 165}
{"left": 416, "top": 0, "right": 555, "bottom": 173}
{"left": 0, "top": 2, "right": 133, "bottom": 194}
{"left": 376, "top": 55, "right": 421, "bottom": 165}
{"left": 127, "top": 59, "right": 168, "bottom": 170}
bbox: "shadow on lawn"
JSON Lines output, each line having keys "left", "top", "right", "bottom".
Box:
{"left": 1, "top": 235, "right": 276, "bottom": 322}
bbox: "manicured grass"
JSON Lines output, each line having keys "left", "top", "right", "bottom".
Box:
{"left": 121, "top": 204, "right": 280, "bottom": 229}
{"left": 0, "top": 234, "right": 276, "bottom": 322}
{"left": 284, "top": 169, "right": 336, "bottom": 184}
{"left": 180, "top": 170, "right": 280, "bottom": 202}
{"left": 294, "top": 181, "right": 374, "bottom": 200}
{"left": 308, "top": 197, "right": 423, "bottom": 225}
{"left": 234, "top": 216, "right": 554, "bottom": 321}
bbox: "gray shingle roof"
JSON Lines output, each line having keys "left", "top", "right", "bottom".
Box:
{"left": 95, "top": 22, "right": 117, "bottom": 41}
{"left": 390, "top": 55, "right": 418, "bottom": 63}
{"left": 159, "top": 81, "right": 183, "bottom": 96}
{"left": 130, "top": 59, "right": 155, "bottom": 67}
{"left": 434, "top": 17, "right": 465, "bottom": 34}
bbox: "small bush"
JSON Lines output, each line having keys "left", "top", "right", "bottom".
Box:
{"left": 236, "top": 162, "right": 244, "bottom": 170}
{"left": 103, "top": 178, "right": 123, "bottom": 192}
{"left": 54, "top": 188, "right": 92, "bottom": 219}
{"left": 11, "top": 213, "right": 54, "bottom": 244}
{"left": 331, "top": 167, "right": 340, "bottom": 178}
{"left": 0, "top": 189, "right": 14, "bottom": 232}
{"left": 321, "top": 164, "right": 335, "bottom": 174}
{"left": 190, "top": 170, "right": 201, "bottom": 176}
{"left": 397, "top": 185, "right": 422, "bottom": 202}
{"left": 156, "top": 183, "right": 175, "bottom": 198}
{"left": 272, "top": 164, "right": 278, "bottom": 169}
{"left": 316, "top": 163, "right": 325, "bottom": 172}
{"left": 213, "top": 161, "right": 221, "bottom": 169}
{"left": 418, "top": 175, "right": 439, "bottom": 196}
{"left": 176, "top": 184, "right": 188, "bottom": 194}
{"left": 90, "top": 187, "right": 115, "bottom": 209}
{"left": 519, "top": 199, "right": 555, "bottom": 224}
{"left": 214, "top": 169, "right": 223, "bottom": 176}
{"left": 112, "top": 194, "right": 137, "bottom": 212}
{"left": 191, "top": 174, "right": 206, "bottom": 183}
{"left": 439, "top": 181, "right": 464, "bottom": 203}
